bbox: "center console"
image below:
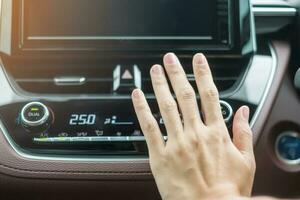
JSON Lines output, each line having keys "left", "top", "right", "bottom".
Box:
{"left": 0, "top": 0, "right": 260, "bottom": 158}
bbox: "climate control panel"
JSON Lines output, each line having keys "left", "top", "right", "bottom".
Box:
{"left": 0, "top": 98, "right": 254, "bottom": 155}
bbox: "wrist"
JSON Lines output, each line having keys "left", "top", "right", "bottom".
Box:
{"left": 202, "top": 184, "right": 241, "bottom": 200}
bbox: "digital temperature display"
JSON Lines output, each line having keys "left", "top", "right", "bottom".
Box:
{"left": 69, "top": 114, "right": 97, "bottom": 125}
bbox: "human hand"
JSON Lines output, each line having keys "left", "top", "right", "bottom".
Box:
{"left": 132, "top": 53, "right": 256, "bottom": 200}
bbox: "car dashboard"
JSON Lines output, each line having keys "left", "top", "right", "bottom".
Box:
{"left": 0, "top": 0, "right": 299, "bottom": 199}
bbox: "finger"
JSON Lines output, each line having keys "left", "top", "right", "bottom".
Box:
{"left": 193, "top": 53, "right": 223, "bottom": 125}
{"left": 150, "top": 64, "right": 183, "bottom": 139}
{"left": 163, "top": 53, "right": 203, "bottom": 129}
{"left": 132, "top": 89, "right": 165, "bottom": 154}
{"left": 232, "top": 106, "right": 254, "bottom": 157}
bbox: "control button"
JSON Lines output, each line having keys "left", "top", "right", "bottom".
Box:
{"left": 113, "top": 65, "right": 141, "bottom": 94}
{"left": 220, "top": 100, "right": 233, "bottom": 123}
{"left": 20, "top": 102, "right": 52, "bottom": 133}
{"left": 275, "top": 132, "right": 300, "bottom": 165}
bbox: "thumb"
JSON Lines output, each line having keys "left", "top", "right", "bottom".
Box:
{"left": 232, "top": 106, "right": 254, "bottom": 157}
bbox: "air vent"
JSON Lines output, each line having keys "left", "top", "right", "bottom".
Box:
{"left": 141, "top": 58, "right": 249, "bottom": 94}
{"left": 3, "top": 59, "right": 115, "bottom": 95}
{"left": 3, "top": 57, "right": 249, "bottom": 95}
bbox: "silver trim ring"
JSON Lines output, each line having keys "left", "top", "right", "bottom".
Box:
{"left": 275, "top": 131, "right": 300, "bottom": 166}
{"left": 20, "top": 102, "right": 50, "bottom": 127}
{"left": 220, "top": 100, "right": 233, "bottom": 123}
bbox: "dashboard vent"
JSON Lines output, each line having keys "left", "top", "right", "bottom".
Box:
{"left": 3, "top": 57, "right": 249, "bottom": 95}
{"left": 141, "top": 58, "right": 249, "bottom": 94}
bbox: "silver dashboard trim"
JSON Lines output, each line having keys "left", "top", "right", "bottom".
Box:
{"left": 0, "top": 120, "right": 149, "bottom": 162}
{"left": 54, "top": 76, "right": 87, "bottom": 86}
{"left": 250, "top": 43, "right": 277, "bottom": 129}
{"left": 252, "top": 7, "right": 297, "bottom": 17}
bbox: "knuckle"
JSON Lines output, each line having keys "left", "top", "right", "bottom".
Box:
{"left": 239, "top": 126, "right": 252, "bottom": 138}
{"left": 135, "top": 102, "right": 149, "bottom": 112}
{"left": 203, "top": 87, "right": 219, "bottom": 101}
{"left": 188, "top": 136, "right": 199, "bottom": 148}
{"left": 188, "top": 114, "right": 201, "bottom": 127}
{"left": 161, "top": 99, "right": 177, "bottom": 112}
{"left": 173, "top": 143, "right": 186, "bottom": 155}
{"left": 179, "top": 87, "right": 196, "bottom": 101}
{"left": 152, "top": 76, "right": 167, "bottom": 86}
{"left": 143, "top": 120, "right": 158, "bottom": 133}
{"left": 167, "top": 64, "right": 182, "bottom": 76}
{"left": 195, "top": 65, "right": 210, "bottom": 77}
{"left": 207, "top": 128, "right": 230, "bottom": 143}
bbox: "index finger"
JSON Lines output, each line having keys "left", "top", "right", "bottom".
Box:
{"left": 193, "top": 53, "right": 223, "bottom": 125}
{"left": 132, "top": 89, "right": 165, "bottom": 155}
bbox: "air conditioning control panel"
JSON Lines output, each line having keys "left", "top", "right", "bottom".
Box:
{"left": 0, "top": 98, "right": 255, "bottom": 155}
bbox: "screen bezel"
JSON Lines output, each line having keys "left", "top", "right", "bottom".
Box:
{"left": 11, "top": 0, "right": 253, "bottom": 56}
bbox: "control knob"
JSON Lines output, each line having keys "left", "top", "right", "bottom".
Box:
{"left": 20, "top": 102, "right": 52, "bottom": 133}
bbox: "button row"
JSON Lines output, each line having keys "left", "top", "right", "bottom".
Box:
{"left": 34, "top": 136, "right": 168, "bottom": 143}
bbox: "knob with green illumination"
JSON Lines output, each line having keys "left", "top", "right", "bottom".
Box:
{"left": 20, "top": 102, "right": 52, "bottom": 133}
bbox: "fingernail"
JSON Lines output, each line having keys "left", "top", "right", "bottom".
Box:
{"left": 151, "top": 65, "right": 163, "bottom": 75}
{"left": 194, "top": 53, "right": 205, "bottom": 65}
{"left": 242, "top": 106, "right": 250, "bottom": 121}
{"left": 164, "top": 53, "right": 177, "bottom": 64}
{"left": 132, "top": 89, "right": 142, "bottom": 99}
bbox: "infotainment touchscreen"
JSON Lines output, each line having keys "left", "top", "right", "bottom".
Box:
{"left": 12, "top": 0, "right": 255, "bottom": 55}
{"left": 25, "top": 0, "right": 217, "bottom": 41}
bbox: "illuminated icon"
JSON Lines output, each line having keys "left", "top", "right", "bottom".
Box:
{"left": 104, "top": 115, "right": 134, "bottom": 125}
{"left": 31, "top": 107, "right": 39, "bottom": 112}
{"left": 104, "top": 117, "right": 112, "bottom": 125}
{"left": 111, "top": 116, "right": 117, "bottom": 124}
{"left": 116, "top": 132, "right": 122, "bottom": 136}
{"left": 122, "top": 70, "right": 133, "bottom": 80}
{"left": 104, "top": 116, "right": 117, "bottom": 125}
{"left": 95, "top": 130, "right": 104, "bottom": 136}
{"left": 58, "top": 132, "right": 68, "bottom": 137}
{"left": 77, "top": 132, "right": 88, "bottom": 137}
{"left": 28, "top": 112, "right": 40, "bottom": 117}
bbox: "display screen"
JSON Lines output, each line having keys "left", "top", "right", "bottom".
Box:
{"left": 23, "top": 0, "right": 220, "bottom": 41}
